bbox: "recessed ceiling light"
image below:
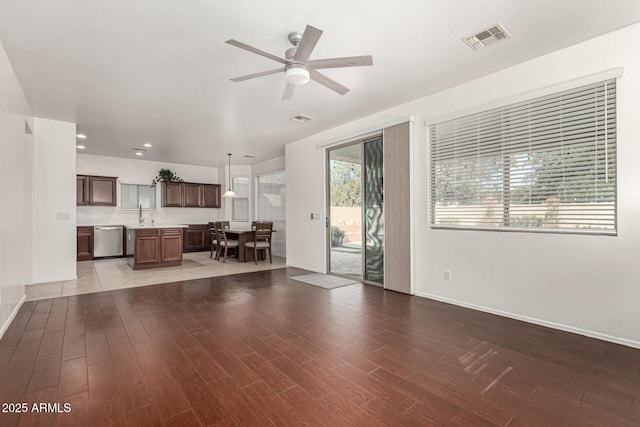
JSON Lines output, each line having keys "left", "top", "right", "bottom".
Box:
{"left": 76, "top": 144, "right": 86, "bottom": 149}
{"left": 76, "top": 134, "right": 87, "bottom": 139}
{"left": 243, "top": 155, "right": 255, "bottom": 158}
{"left": 135, "top": 152, "right": 143, "bottom": 156}
{"left": 143, "top": 143, "right": 152, "bottom": 148}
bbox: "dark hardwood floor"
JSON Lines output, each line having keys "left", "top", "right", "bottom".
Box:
{"left": 1, "top": 267, "right": 639, "bottom": 426}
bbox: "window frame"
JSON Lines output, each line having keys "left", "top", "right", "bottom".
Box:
{"left": 428, "top": 78, "right": 617, "bottom": 236}
{"left": 120, "top": 182, "right": 157, "bottom": 211}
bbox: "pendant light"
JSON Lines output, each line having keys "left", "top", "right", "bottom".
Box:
{"left": 222, "top": 153, "right": 237, "bottom": 198}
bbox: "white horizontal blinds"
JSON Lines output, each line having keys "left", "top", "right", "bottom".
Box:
{"left": 121, "top": 184, "right": 138, "bottom": 210}
{"left": 430, "top": 109, "right": 504, "bottom": 227}
{"left": 137, "top": 185, "right": 156, "bottom": 209}
{"left": 120, "top": 184, "right": 155, "bottom": 209}
{"left": 232, "top": 177, "right": 249, "bottom": 221}
{"left": 256, "top": 171, "right": 286, "bottom": 221}
{"left": 430, "top": 79, "right": 616, "bottom": 233}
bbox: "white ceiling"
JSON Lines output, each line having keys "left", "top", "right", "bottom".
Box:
{"left": 1, "top": 0, "right": 639, "bottom": 167}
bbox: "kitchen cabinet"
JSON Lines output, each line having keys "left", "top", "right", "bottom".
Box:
{"left": 77, "top": 226, "right": 94, "bottom": 261}
{"left": 202, "top": 184, "right": 221, "bottom": 208}
{"left": 183, "top": 183, "right": 202, "bottom": 207}
{"left": 183, "top": 224, "right": 212, "bottom": 252}
{"left": 77, "top": 175, "right": 117, "bottom": 206}
{"left": 161, "top": 182, "right": 221, "bottom": 208}
{"left": 128, "top": 227, "right": 184, "bottom": 270}
{"left": 161, "top": 228, "right": 183, "bottom": 263}
{"left": 163, "top": 182, "right": 183, "bottom": 207}
{"left": 77, "top": 176, "right": 89, "bottom": 205}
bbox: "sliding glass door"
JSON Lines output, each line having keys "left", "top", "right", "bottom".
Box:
{"left": 363, "top": 137, "right": 384, "bottom": 284}
{"left": 327, "top": 137, "right": 384, "bottom": 285}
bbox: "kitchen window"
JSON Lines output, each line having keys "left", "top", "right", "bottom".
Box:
{"left": 429, "top": 78, "right": 617, "bottom": 234}
{"left": 121, "top": 183, "right": 156, "bottom": 210}
{"left": 231, "top": 176, "right": 249, "bottom": 221}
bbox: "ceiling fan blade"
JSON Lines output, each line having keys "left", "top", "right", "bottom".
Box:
{"left": 308, "top": 55, "right": 373, "bottom": 69}
{"left": 231, "top": 68, "right": 284, "bottom": 82}
{"left": 293, "top": 25, "right": 323, "bottom": 63}
{"left": 282, "top": 83, "right": 295, "bottom": 101}
{"left": 225, "top": 39, "right": 288, "bottom": 64}
{"left": 309, "top": 70, "right": 349, "bottom": 95}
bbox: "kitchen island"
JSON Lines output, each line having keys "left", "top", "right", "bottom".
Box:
{"left": 125, "top": 224, "right": 188, "bottom": 270}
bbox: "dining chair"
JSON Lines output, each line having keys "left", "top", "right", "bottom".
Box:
{"left": 208, "top": 222, "right": 218, "bottom": 259}
{"left": 217, "top": 223, "right": 239, "bottom": 263}
{"left": 244, "top": 222, "right": 273, "bottom": 265}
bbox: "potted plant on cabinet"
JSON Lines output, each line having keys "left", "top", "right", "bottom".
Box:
{"left": 151, "top": 168, "right": 184, "bottom": 188}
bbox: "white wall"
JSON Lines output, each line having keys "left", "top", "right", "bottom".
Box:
{"left": 253, "top": 156, "right": 285, "bottom": 176}
{"left": 33, "top": 118, "right": 77, "bottom": 283}
{"left": 0, "top": 40, "right": 33, "bottom": 337}
{"left": 77, "top": 154, "right": 221, "bottom": 226}
{"left": 286, "top": 142, "right": 326, "bottom": 271}
{"left": 286, "top": 23, "right": 640, "bottom": 347}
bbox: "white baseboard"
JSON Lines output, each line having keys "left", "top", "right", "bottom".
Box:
{"left": 414, "top": 291, "right": 640, "bottom": 350}
{"left": 0, "top": 294, "right": 27, "bottom": 341}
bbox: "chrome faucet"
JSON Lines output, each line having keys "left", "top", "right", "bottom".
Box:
{"left": 138, "top": 205, "right": 144, "bottom": 224}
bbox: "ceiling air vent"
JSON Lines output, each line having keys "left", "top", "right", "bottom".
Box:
{"left": 463, "top": 24, "right": 510, "bottom": 51}
{"left": 291, "top": 114, "right": 314, "bottom": 123}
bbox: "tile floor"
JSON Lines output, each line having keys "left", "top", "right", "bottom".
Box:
{"left": 25, "top": 252, "right": 286, "bottom": 301}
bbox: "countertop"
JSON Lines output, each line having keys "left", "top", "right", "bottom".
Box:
{"left": 124, "top": 224, "right": 189, "bottom": 229}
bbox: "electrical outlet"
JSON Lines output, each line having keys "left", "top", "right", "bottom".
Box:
{"left": 444, "top": 270, "right": 452, "bottom": 281}
{"left": 310, "top": 213, "right": 314, "bottom": 220}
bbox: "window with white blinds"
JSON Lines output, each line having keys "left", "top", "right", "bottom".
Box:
{"left": 256, "top": 171, "right": 286, "bottom": 221}
{"left": 121, "top": 183, "right": 156, "bottom": 210}
{"left": 231, "top": 177, "right": 249, "bottom": 221}
{"left": 429, "top": 79, "right": 616, "bottom": 234}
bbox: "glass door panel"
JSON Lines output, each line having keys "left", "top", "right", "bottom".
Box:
{"left": 328, "top": 144, "right": 362, "bottom": 278}
{"left": 364, "top": 137, "right": 384, "bottom": 284}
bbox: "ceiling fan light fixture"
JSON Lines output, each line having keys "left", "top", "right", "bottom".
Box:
{"left": 285, "top": 64, "right": 310, "bottom": 85}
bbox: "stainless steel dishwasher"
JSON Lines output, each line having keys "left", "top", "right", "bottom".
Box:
{"left": 93, "top": 225, "right": 124, "bottom": 258}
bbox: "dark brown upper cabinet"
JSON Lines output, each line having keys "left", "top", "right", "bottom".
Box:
{"left": 77, "top": 175, "right": 117, "bottom": 206}
{"left": 161, "top": 182, "right": 221, "bottom": 208}
{"left": 77, "top": 176, "right": 89, "bottom": 205}
{"left": 183, "top": 183, "right": 203, "bottom": 207}
{"left": 162, "top": 182, "right": 184, "bottom": 207}
{"left": 202, "top": 184, "right": 221, "bottom": 208}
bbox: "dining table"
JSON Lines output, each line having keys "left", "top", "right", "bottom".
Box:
{"left": 224, "top": 228, "right": 276, "bottom": 262}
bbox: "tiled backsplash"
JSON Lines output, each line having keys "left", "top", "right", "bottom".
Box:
{"left": 76, "top": 205, "right": 221, "bottom": 226}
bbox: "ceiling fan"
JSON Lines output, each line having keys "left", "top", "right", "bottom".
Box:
{"left": 226, "top": 25, "right": 373, "bottom": 100}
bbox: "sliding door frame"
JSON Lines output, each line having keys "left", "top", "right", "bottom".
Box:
{"left": 325, "top": 135, "right": 383, "bottom": 286}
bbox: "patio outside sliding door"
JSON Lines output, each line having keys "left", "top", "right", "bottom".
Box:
{"left": 328, "top": 143, "right": 363, "bottom": 278}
